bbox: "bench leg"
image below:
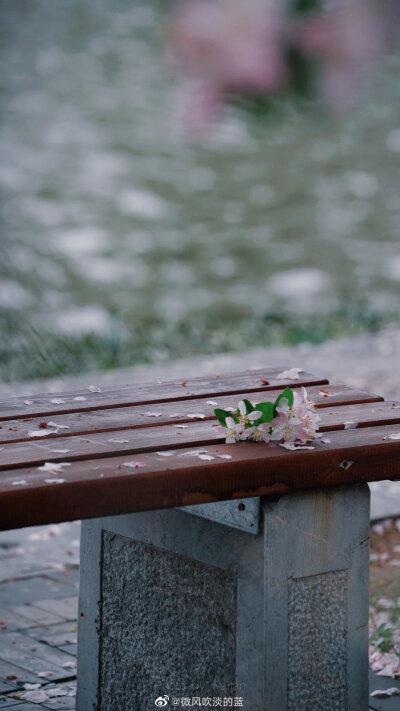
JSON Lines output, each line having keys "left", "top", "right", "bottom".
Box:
{"left": 77, "top": 483, "right": 370, "bottom": 711}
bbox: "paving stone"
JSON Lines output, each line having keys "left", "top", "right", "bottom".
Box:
{"left": 58, "top": 645, "right": 77, "bottom": 658}
{"left": 369, "top": 671, "right": 400, "bottom": 711}
{"left": 30, "top": 599, "right": 77, "bottom": 623}
{"left": 0, "top": 641, "right": 71, "bottom": 683}
{"left": 10, "top": 607, "right": 63, "bottom": 628}
{"left": 0, "top": 686, "right": 17, "bottom": 697}
{"left": 5, "top": 634, "right": 77, "bottom": 676}
{"left": 0, "top": 659, "right": 43, "bottom": 686}
{"left": 0, "top": 608, "right": 36, "bottom": 633}
{"left": 0, "top": 579, "right": 74, "bottom": 608}
{"left": 0, "top": 696, "right": 23, "bottom": 707}
{"left": 24, "top": 623, "right": 77, "bottom": 649}
{"left": 42, "top": 570, "right": 79, "bottom": 592}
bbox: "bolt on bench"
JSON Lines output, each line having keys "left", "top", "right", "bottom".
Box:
{"left": 0, "top": 367, "right": 400, "bottom": 710}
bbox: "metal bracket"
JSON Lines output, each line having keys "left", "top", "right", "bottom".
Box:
{"left": 180, "top": 497, "right": 260, "bottom": 534}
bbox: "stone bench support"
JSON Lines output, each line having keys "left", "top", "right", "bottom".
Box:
{"left": 77, "top": 483, "right": 370, "bottom": 711}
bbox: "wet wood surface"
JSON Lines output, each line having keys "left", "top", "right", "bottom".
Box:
{"left": 0, "top": 367, "right": 399, "bottom": 530}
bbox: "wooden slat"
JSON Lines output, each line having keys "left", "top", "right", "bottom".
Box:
{"left": 0, "top": 368, "right": 328, "bottom": 421}
{"left": 0, "top": 399, "right": 397, "bottom": 472}
{"left": 1, "top": 422, "right": 400, "bottom": 530}
{"left": 0, "top": 385, "right": 383, "bottom": 445}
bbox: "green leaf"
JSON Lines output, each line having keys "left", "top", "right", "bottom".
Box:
{"left": 214, "top": 408, "right": 237, "bottom": 427}
{"left": 254, "top": 401, "right": 275, "bottom": 423}
{"left": 274, "top": 387, "right": 294, "bottom": 416}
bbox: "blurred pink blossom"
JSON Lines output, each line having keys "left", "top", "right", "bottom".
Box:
{"left": 294, "top": 0, "right": 386, "bottom": 111}
{"left": 168, "top": 0, "right": 393, "bottom": 131}
{"left": 168, "top": 0, "right": 287, "bottom": 130}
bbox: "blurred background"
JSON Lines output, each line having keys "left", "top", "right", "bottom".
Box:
{"left": 0, "top": 0, "right": 399, "bottom": 383}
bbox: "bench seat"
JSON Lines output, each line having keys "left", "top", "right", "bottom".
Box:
{"left": 0, "top": 367, "right": 399, "bottom": 531}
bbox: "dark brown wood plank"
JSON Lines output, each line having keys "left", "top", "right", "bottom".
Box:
{"left": 0, "top": 368, "right": 328, "bottom": 421}
{"left": 0, "top": 385, "right": 383, "bottom": 445}
{"left": 0, "top": 399, "right": 397, "bottom": 472}
{"left": 1, "top": 422, "right": 400, "bottom": 530}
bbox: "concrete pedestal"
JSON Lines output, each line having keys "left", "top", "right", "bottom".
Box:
{"left": 77, "top": 483, "right": 370, "bottom": 711}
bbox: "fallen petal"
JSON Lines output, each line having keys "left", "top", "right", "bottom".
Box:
{"left": 370, "top": 688, "right": 400, "bottom": 697}
{"left": 122, "top": 461, "right": 147, "bottom": 468}
{"left": 344, "top": 421, "right": 358, "bottom": 429}
{"left": 276, "top": 367, "right": 303, "bottom": 380}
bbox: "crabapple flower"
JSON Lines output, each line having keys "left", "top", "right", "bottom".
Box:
{"left": 216, "top": 416, "right": 244, "bottom": 443}
{"left": 271, "top": 387, "right": 320, "bottom": 443}
{"left": 238, "top": 400, "right": 262, "bottom": 426}
{"left": 243, "top": 422, "right": 271, "bottom": 443}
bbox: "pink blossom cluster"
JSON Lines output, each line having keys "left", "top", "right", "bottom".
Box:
{"left": 216, "top": 387, "right": 320, "bottom": 445}
{"left": 167, "top": 0, "right": 392, "bottom": 131}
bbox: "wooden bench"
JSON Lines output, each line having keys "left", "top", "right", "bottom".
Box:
{"left": 0, "top": 366, "right": 399, "bottom": 710}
